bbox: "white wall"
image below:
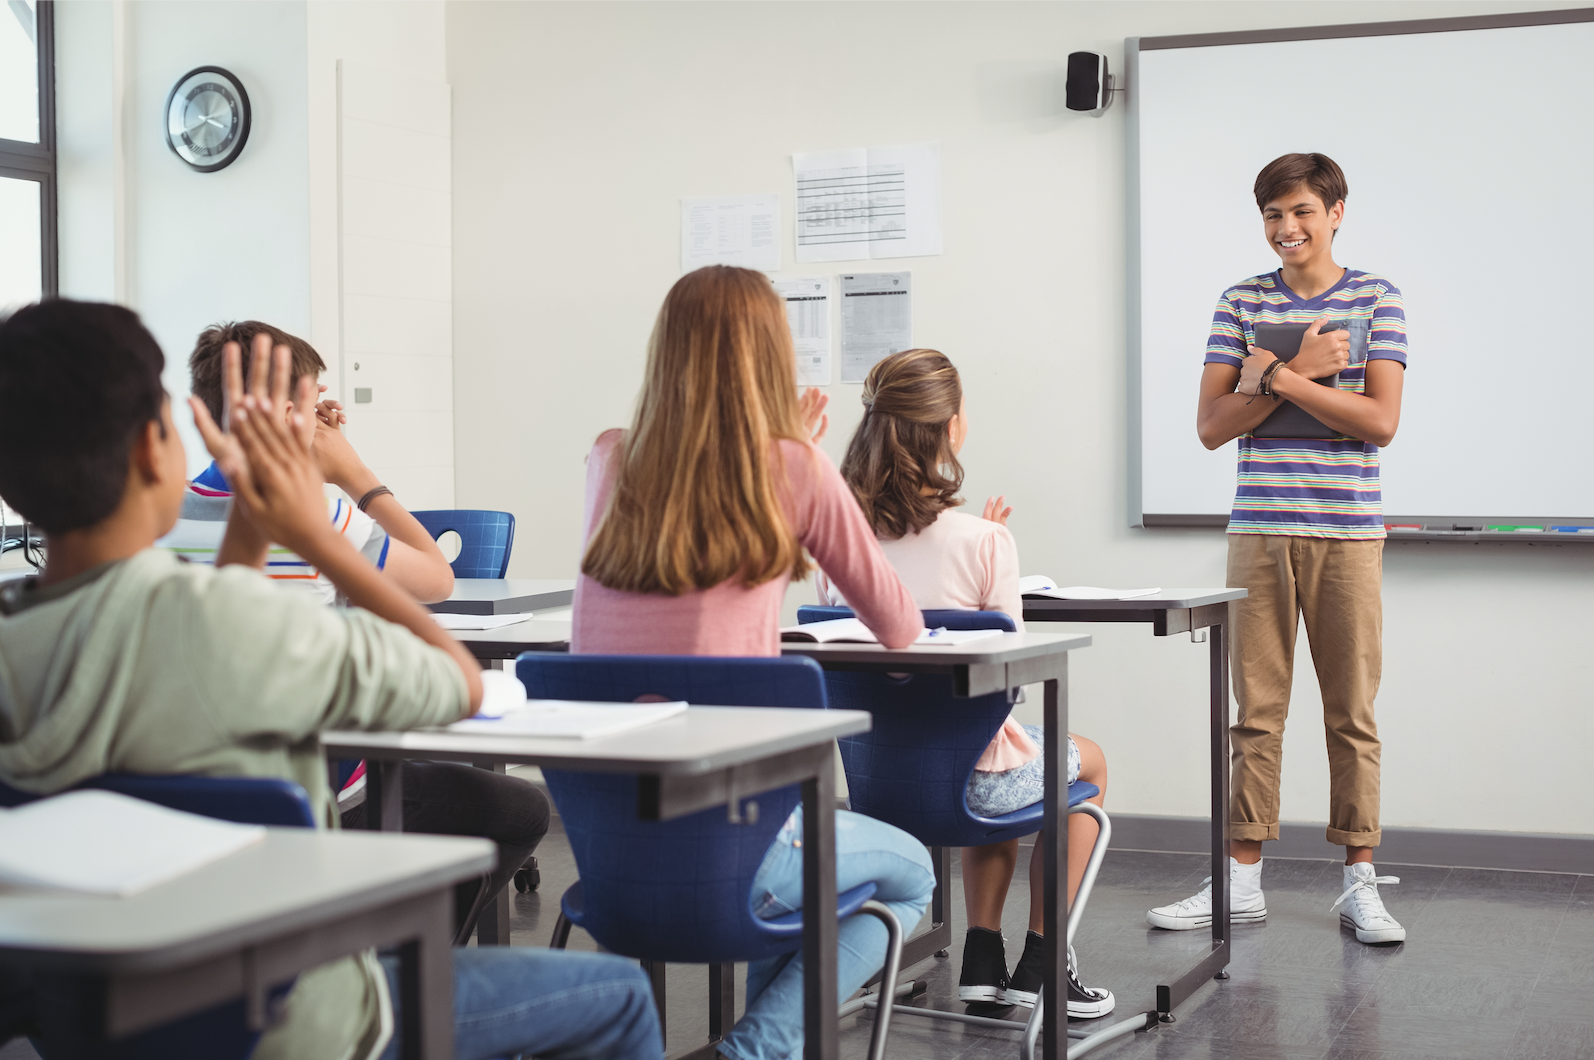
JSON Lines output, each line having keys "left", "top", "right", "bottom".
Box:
{"left": 448, "top": 0, "right": 1594, "bottom": 839}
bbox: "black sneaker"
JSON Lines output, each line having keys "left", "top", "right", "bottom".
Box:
{"left": 999, "top": 932, "right": 1116, "bottom": 1019}
{"left": 957, "top": 927, "right": 1009, "bottom": 1003}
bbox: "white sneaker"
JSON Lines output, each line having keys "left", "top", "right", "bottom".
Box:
{"left": 1146, "top": 859, "right": 1267, "bottom": 930}
{"left": 1332, "top": 863, "right": 1406, "bottom": 944}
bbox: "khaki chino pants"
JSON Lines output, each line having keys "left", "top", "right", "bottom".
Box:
{"left": 1226, "top": 533, "right": 1384, "bottom": 848}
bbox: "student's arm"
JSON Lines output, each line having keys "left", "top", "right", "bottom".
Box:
{"left": 1196, "top": 362, "right": 1285, "bottom": 449}
{"left": 1265, "top": 357, "right": 1404, "bottom": 447}
{"left": 215, "top": 500, "right": 271, "bottom": 569}
{"left": 786, "top": 442, "right": 920, "bottom": 648}
{"left": 190, "top": 338, "right": 482, "bottom": 715}
{"left": 311, "top": 417, "right": 456, "bottom": 603}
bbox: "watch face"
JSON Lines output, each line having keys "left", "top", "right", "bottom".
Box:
{"left": 165, "top": 67, "right": 252, "bottom": 172}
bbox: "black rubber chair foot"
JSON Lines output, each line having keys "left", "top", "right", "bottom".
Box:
{"left": 935, "top": 949, "right": 949, "bottom": 959}
{"left": 1215, "top": 969, "right": 1230, "bottom": 980}
{"left": 1158, "top": 1013, "right": 1177, "bottom": 1024}
{"left": 513, "top": 856, "right": 541, "bottom": 893}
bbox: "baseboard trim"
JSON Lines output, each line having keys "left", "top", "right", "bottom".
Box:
{"left": 1108, "top": 814, "right": 1594, "bottom": 875}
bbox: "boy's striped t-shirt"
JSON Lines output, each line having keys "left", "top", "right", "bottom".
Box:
{"left": 156, "top": 462, "right": 389, "bottom": 605}
{"left": 1204, "top": 268, "right": 1408, "bottom": 540}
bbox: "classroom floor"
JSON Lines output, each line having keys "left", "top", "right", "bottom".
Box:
{"left": 3, "top": 810, "right": 1588, "bottom": 1060}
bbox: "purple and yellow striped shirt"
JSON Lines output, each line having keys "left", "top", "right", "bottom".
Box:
{"left": 1205, "top": 269, "right": 1408, "bottom": 540}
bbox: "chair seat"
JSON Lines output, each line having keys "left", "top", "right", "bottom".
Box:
{"left": 967, "top": 779, "right": 1099, "bottom": 831}
{"left": 560, "top": 879, "right": 880, "bottom": 950}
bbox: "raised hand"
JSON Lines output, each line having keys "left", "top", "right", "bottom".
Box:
{"left": 982, "top": 495, "right": 1013, "bottom": 526}
{"left": 798, "top": 387, "right": 829, "bottom": 444}
{"left": 189, "top": 335, "right": 327, "bottom": 552}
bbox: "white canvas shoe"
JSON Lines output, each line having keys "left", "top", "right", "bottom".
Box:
{"left": 1332, "top": 862, "right": 1406, "bottom": 944}
{"left": 1146, "top": 858, "right": 1267, "bottom": 930}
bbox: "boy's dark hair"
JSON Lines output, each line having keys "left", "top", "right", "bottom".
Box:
{"left": 190, "top": 321, "right": 325, "bottom": 425}
{"left": 0, "top": 300, "right": 167, "bottom": 533}
{"left": 1254, "top": 153, "right": 1348, "bottom": 212}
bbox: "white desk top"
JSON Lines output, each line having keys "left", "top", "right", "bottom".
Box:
{"left": 323, "top": 704, "right": 870, "bottom": 774}
{"left": 429, "top": 579, "right": 576, "bottom": 615}
{"left": 450, "top": 618, "right": 571, "bottom": 652}
{"left": 781, "top": 630, "right": 1091, "bottom": 667}
{"left": 1022, "top": 588, "right": 1245, "bottom": 610}
{"left": 0, "top": 830, "right": 493, "bottom": 972}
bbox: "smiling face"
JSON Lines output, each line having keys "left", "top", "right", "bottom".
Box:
{"left": 1262, "top": 183, "right": 1344, "bottom": 269}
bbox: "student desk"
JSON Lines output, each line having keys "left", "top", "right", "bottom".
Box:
{"left": 1021, "top": 588, "right": 1246, "bottom": 1026}
{"left": 427, "top": 579, "right": 575, "bottom": 616}
{"left": 450, "top": 617, "right": 572, "bottom": 660}
{"left": 781, "top": 632, "right": 1100, "bottom": 1060}
{"left": 323, "top": 705, "right": 871, "bottom": 1060}
{"left": 0, "top": 829, "right": 493, "bottom": 1060}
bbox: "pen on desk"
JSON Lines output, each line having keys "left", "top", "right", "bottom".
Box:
{"left": 927, "top": 627, "right": 949, "bottom": 638}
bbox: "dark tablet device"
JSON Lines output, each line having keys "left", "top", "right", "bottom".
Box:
{"left": 1250, "top": 321, "right": 1345, "bottom": 440}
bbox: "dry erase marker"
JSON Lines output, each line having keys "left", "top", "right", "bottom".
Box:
{"left": 1486, "top": 524, "right": 1544, "bottom": 532}
{"left": 1385, "top": 524, "right": 1423, "bottom": 532}
{"left": 1550, "top": 526, "right": 1594, "bottom": 533}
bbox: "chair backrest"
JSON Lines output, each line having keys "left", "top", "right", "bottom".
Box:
{"left": 411, "top": 509, "right": 516, "bottom": 579}
{"left": 800, "top": 608, "right": 1039, "bottom": 847}
{"left": 515, "top": 653, "right": 825, "bottom": 963}
{"left": 796, "top": 604, "right": 1019, "bottom": 633}
{"left": 0, "top": 774, "right": 317, "bottom": 828}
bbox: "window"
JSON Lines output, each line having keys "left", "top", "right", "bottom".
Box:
{"left": 0, "top": 0, "right": 55, "bottom": 314}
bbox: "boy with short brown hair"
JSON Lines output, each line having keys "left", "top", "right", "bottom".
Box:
{"left": 1147, "top": 152, "right": 1409, "bottom": 946}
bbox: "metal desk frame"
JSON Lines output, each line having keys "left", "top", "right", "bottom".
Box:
{"left": 324, "top": 706, "right": 870, "bottom": 1060}
{"left": 783, "top": 632, "right": 1113, "bottom": 1060}
{"left": 1022, "top": 589, "right": 1245, "bottom": 1024}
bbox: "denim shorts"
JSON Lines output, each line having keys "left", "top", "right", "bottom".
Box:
{"left": 964, "top": 726, "right": 1079, "bottom": 818}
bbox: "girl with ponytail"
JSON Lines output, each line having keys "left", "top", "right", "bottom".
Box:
{"left": 824, "top": 348, "right": 1116, "bottom": 1021}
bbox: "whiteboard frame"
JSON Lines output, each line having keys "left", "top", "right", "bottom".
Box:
{"left": 1126, "top": 6, "right": 1594, "bottom": 531}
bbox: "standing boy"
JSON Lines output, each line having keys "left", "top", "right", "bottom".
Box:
{"left": 1147, "top": 153, "right": 1409, "bottom": 945}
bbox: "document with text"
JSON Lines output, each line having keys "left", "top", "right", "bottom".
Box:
{"left": 771, "top": 275, "right": 832, "bottom": 386}
{"left": 680, "top": 194, "right": 781, "bottom": 272}
{"left": 793, "top": 142, "right": 942, "bottom": 263}
{"left": 839, "top": 272, "right": 911, "bottom": 384}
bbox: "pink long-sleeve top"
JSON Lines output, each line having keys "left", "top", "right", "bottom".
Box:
{"left": 817, "top": 509, "right": 1040, "bottom": 773}
{"left": 572, "top": 430, "right": 921, "bottom": 656}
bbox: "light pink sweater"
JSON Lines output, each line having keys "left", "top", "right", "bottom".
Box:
{"left": 818, "top": 509, "right": 1040, "bottom": 772}
{"left": 572, "top": 430, "right": 920, "bottom": 656}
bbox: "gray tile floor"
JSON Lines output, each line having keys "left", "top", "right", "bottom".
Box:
{"left": 5, "top": 818, "right": 1588, "bottom": 1060}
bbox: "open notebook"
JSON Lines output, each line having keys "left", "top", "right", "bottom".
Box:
{"left": 431, "top": 612, "right": 535, "bottom": 631}
{"left": 0, "top": 790, "right": 266, "bottom": 897}
{"left": 449, "top": 700, "right": 689, "bottom": 739}
{"left": 1019, "top": 576, "right": 1161, "bottom": 601}
{"left": 780, "top": 618, "right": 1003, "bottom": 646}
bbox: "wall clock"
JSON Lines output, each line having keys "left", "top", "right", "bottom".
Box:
{"left": 164, "top": 66, "right": 252, "bottom": 172}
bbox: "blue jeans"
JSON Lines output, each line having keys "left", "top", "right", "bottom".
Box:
{"left": 378, "top": 947, "right": 661, "bottom": 1060}
{"left": 719, "top": 809, "right": 935, "bottom": 1060}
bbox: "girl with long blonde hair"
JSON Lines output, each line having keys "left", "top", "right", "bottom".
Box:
{"left": 573, "top": 265, "right": 934, "bottom": 1060}
{"left": 823, "top": 348, "right": 1115, "bottom": 1021}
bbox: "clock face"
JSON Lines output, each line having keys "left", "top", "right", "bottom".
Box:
{"left": 165, "top": 67, "right": 252, "bottom": 172}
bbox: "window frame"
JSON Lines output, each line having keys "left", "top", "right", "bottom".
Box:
{"left": 0, "top": 0, "right": 57, "bottom": 299}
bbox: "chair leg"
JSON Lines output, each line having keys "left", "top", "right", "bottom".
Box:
{"left": 641, "top": 958, "right": 667, "bottom": 1041}
{"left": 708, "top": 961, "right": 735, "bottom": 1041}
{"left": 1065, "top": 803, "right": 1112, "bottom": 950}
{"left": 549, "top": 912, "right": 573, "bottom": 949}
{"left": 856, "top": 899, "right": 903, "bottom": 1060}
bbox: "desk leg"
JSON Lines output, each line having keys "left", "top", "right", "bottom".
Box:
{"left": 1154, "top": 619, "right": 1233, "bottom": 1017}
{"left": 398, "top": 887, "right": 456, "bottom": 1060}
{"left": 1209, "top": 621, "right": 1232, "bottom": 961}
{"left": 801, "top": 753, "right": 838, "bottom": 1060}
{"left": 363, "top": 759, "right": 405, "bottom": 832}
{"left": 473, "top": 760, "right": 513, "bottom": 946}
{"left": 1041, "top": 668, "right": 1069, "bottom": 1060}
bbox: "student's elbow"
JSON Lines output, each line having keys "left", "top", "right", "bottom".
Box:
{"left": 421, "top": 561, "right": 456, "bottom": 604}
{"left": 391, "top": 553, "right": 455, "bottom": 604}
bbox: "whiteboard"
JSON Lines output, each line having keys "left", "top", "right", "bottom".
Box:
{"left": 1128, "top": 14, "right": 1594, "bottom": 525}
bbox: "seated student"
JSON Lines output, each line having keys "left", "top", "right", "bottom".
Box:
{"left": 178, "top": 320, "right": 548, "bottom": 944}
{"left": 0, "top": 301, "right": 660, "bottom": 1060}
{"left": 170, "top": 320, "right": 454, "bottom": 605}
{"left": 817, "top": 348, "right": 1114, "bottom": 1019}
{"left": 573, "top": 265, "right": 934, "bottom": 1060}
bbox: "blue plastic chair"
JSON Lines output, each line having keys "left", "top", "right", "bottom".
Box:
{"left": 0, "top": 775, "right": 314, "bottom": 1059}
{"left": 516, "top": 654, "right": 903, "bottom": 1060}
{"left": 798, "top": 608, "right": 1113, "bottom": 1060}
{"left": 411, "top": 509, "right": 516, "bottom": 579}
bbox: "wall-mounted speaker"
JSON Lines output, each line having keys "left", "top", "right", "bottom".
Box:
{"left": 1066, "top": 51, "right": 1113, "bottom": 114}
